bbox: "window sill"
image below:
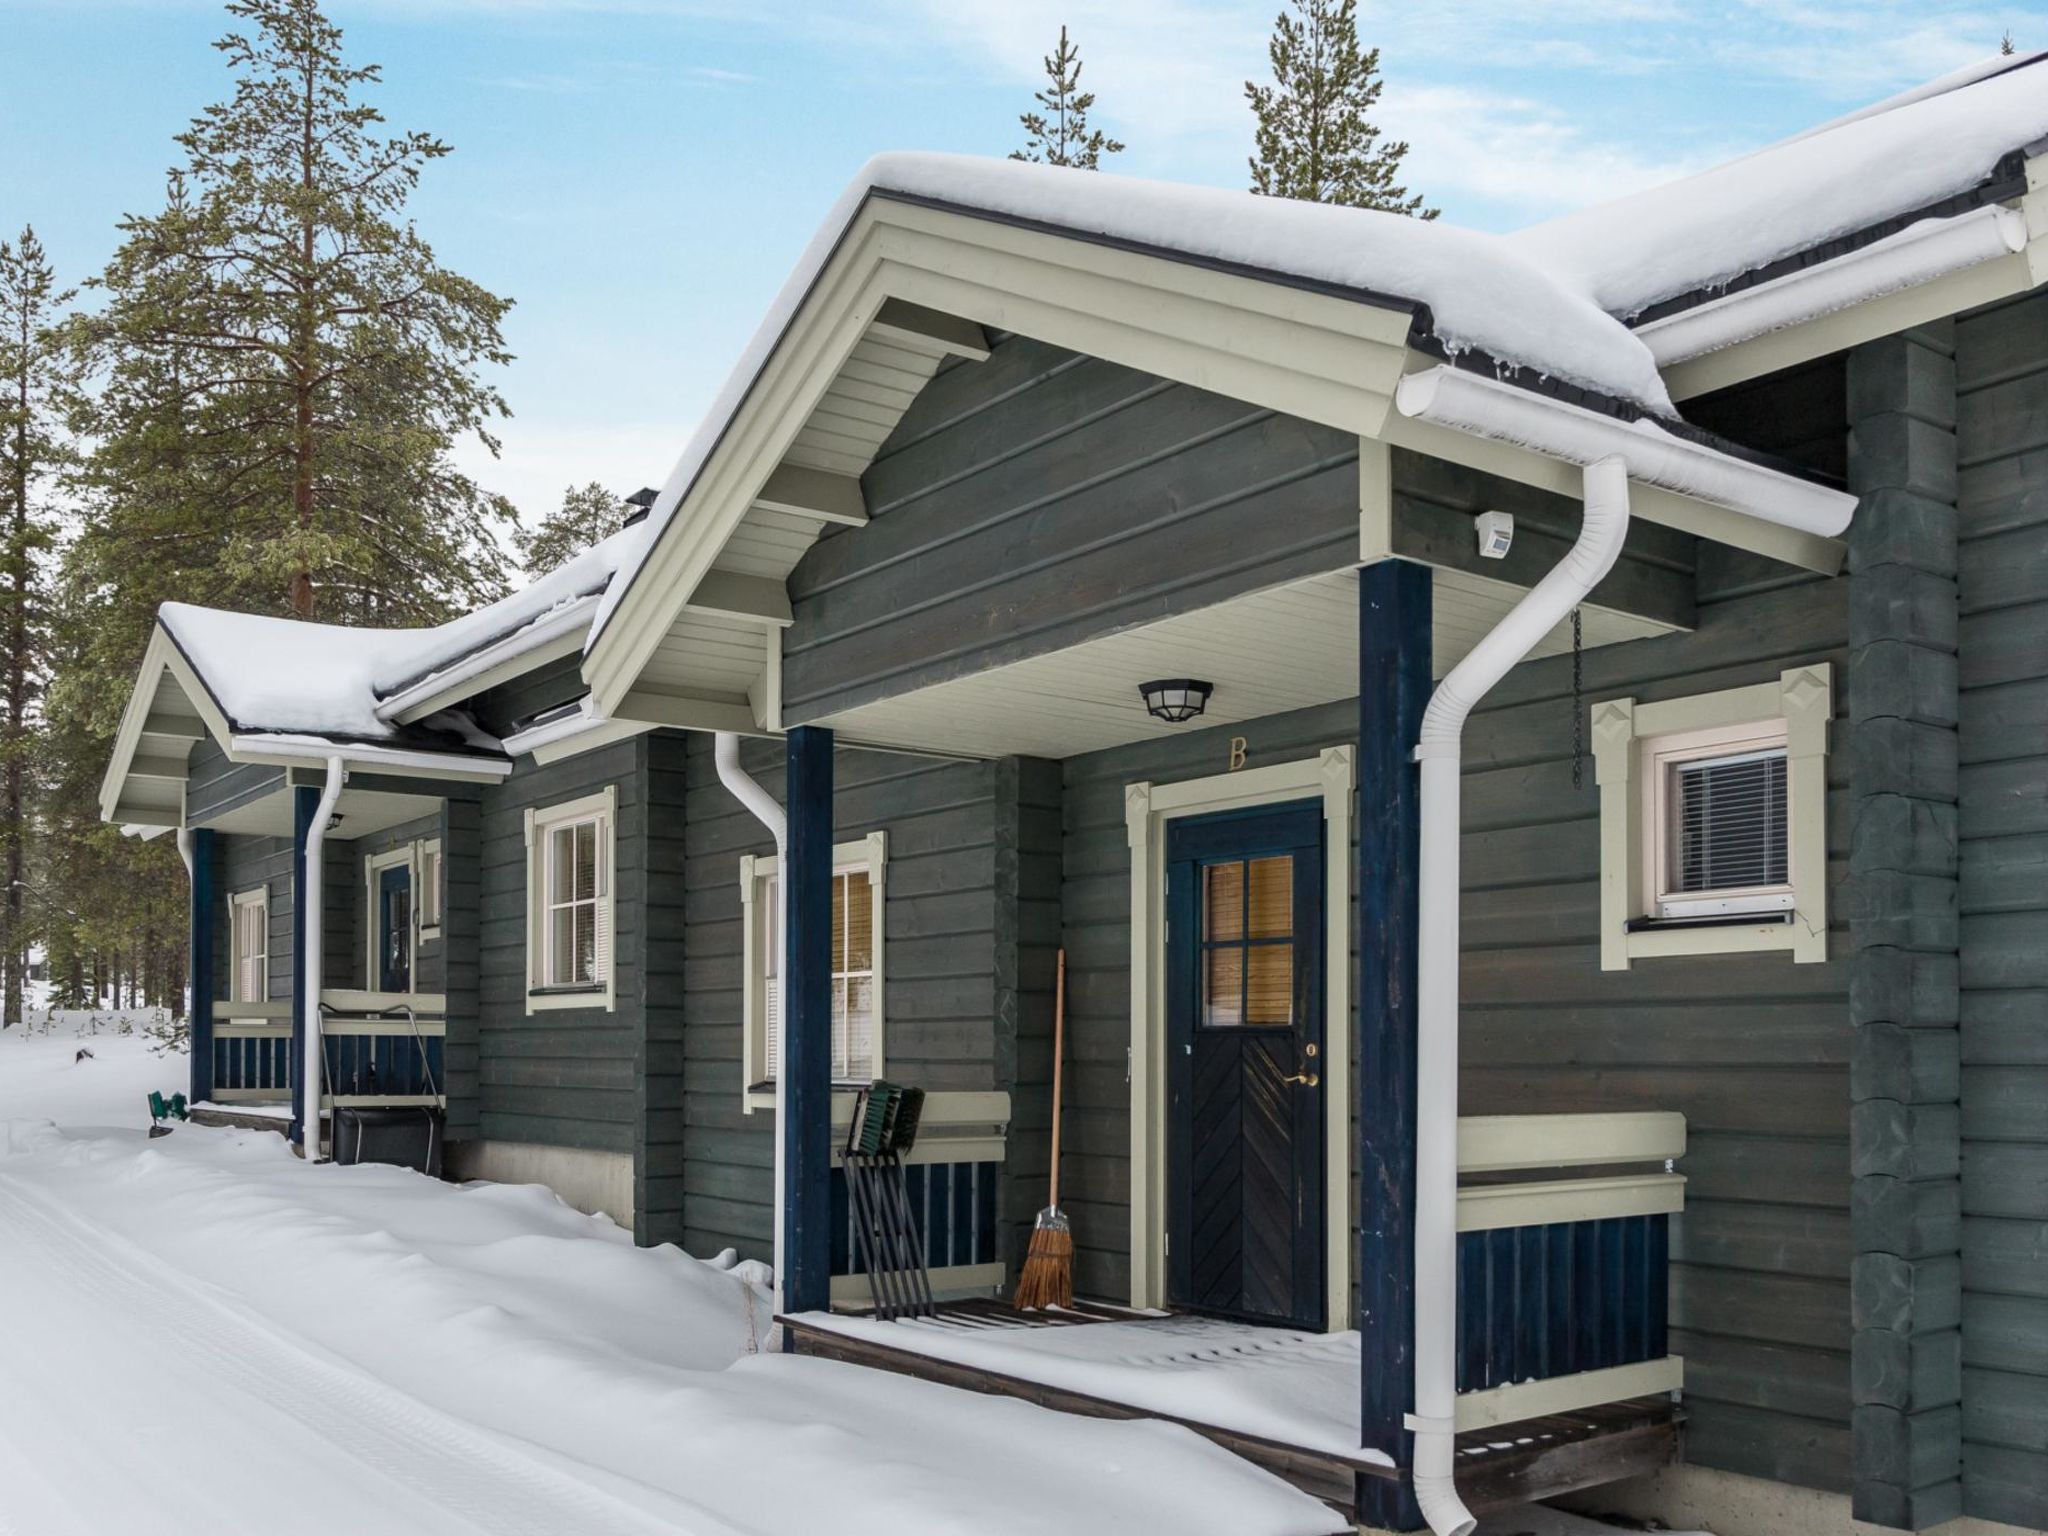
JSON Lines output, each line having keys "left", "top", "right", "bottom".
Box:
{"left": 525, "top": 985, "right": 613, "bottom": 1015}
{"left": 1612, "top": 911, "right": 1823, "bottom": 968}
{"left": 743, "top": 1080, "right": 878, "bottom": 1114}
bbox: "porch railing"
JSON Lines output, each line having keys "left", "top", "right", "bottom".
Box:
{"left": 211, "top": 999, "right": 293, "bottom": 1102}
{"left": 1451, "top": 1111, "right": 1686, "bottom": 1431}
{"left": 826, "top": 1090, "right": 1009, "bottom": 1305}
{"left": 204, "top": 992, "right": 448, "bottom": 1111}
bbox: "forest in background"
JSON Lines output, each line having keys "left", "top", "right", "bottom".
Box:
{"left": 0, "top": 0, "right": 1428, "bottom": 1023}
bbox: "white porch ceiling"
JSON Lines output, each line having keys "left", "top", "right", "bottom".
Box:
{"left": 816, "top": 566, "right": 1676, "bottom": 761}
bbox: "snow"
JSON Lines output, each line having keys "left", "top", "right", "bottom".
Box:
{"left": 1513, "top": 51, "right": 2048, "bottom": 321}
{"left": 158, "top": 523, "right": 646, "bottom": 742}
{"left": 797, "top": 1309, "right": 1391, "bottom": 1466}
{"left": 0, "top": 1030, "right": 1336, "bottom": 1536}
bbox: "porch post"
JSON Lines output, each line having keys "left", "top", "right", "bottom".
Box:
{"left": 782, "top": 725, "right": 834, "bottom": 1317}
{"left": 1356, "top": 558, "right": 1430, "bottom": 1531}
{"left": 187, "top": 828, "right": 217, "bottom": 1106}
{"left": 289, "top": 784, "right": 317, "bottom": 1148}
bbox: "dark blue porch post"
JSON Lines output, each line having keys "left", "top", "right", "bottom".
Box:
{"left": 289, "top": 784, "right": 317, "bottom": 1149}
{"left": 782, "top": 726, "right": 834, "bottom": 1319}
{"left": 187, "top": 827, "right": 216, "bottom": 1105}
{"left": 1356, "top": 559, "right": 1430, "bottom": 1530}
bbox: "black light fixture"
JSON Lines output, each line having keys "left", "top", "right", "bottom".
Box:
{"left": 1139, "top": 678, "right": 1213, "bottom": 724}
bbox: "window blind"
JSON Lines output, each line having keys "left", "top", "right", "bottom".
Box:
{"left": 1674, "top": 748, "right": 1789, "bottom": 893}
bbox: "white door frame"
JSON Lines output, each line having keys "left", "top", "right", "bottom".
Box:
{"left": 1123, "top": 744, "right": 1355, "bottom": 1329}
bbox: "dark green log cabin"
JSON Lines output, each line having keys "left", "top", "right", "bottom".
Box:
{"left": 100, "top": 59, "right": 2048, "bottom": 1536}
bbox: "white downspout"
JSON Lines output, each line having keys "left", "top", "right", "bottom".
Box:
{"left": 714, "top": 731, "right": 788, "bottom": 1309}
{"left": 301, "top": 756, "right": 346, "bottom": 1160}
{"left": 1408, "top": 455, "right": 1632, "bottom": 1536}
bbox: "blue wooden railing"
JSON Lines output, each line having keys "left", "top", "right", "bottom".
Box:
{"left": 1456, "top": 1213, "right": 1669, "bottom": 1393}
{"left": 1451, "top": 1113, "right": 1686, "bottom": 1429}
{"left": 204, "top": 996, "right": 446, "bottom": 1109}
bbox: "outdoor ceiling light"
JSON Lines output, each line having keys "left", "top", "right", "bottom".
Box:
{"left": 1139, "top": 678, "right": 1213, "bottom": 724}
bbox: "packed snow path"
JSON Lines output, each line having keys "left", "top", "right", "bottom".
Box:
{"left": 0, "top": 1033, "right": 1338, "bottom": 1536}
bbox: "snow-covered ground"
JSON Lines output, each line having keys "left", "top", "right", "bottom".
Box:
{"left": 0, "top": 1028, "right": 1340, "bottom": 1536}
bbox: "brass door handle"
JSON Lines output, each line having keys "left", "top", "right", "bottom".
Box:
{"left": 1281, "top": 1071, "right": 1320, "bottom": 1087}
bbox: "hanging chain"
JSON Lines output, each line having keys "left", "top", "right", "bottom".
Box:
{"left": 1570, "top": 606, "right": 1586, "bottom": 792}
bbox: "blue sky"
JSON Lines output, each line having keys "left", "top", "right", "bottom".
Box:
{"left": 2, "top": 0, "right": 2041, "bottom": 539}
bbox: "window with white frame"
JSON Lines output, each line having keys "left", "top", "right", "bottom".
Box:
{"left": 229, "top": 887, "right": 268, "bottom": 1003}
{"left": 741, "top": 832, "right": 885, "bottom": 1105}
{"left": 525, "top": 790, "right": 615, "bottom": 1009}
{"left": 419, "top": 840, "right": 443, "bottom": 938}
{"left": 1591, "top": 665, "right": 1831, "bottom": 970}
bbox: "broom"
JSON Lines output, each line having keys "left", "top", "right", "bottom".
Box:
{"left": 1015, "top": 948, "right": 1074, "bottom": 1310}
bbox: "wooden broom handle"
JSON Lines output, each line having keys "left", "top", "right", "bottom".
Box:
{"left": 1048, "top": 948, "right": 1067, "bottom": 1209}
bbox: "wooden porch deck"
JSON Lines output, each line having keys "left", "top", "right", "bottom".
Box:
{"left": 781, "top": 1300, "right": 1682, "bottom": 1525}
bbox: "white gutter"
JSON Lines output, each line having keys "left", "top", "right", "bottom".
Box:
{"left": 1395, "top": 366, "right": 1856, "bottom": 538}
{"left": 1635, "top": 203, "right": 2028, "bottom": 367}
{"left": 713, "top": 732, "right": 790, "bottom": 1313}
{"left": 175, "top": 828, "right": 194, "bottom": 880}
{"left": 300, "top": 756, "right": 347, "bottom": 1159}
{"left": 227, "top": 735, "right": 515, "bottom": 780}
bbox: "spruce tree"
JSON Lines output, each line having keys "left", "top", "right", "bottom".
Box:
{"left": 0, "top": 228, "right": 77, "bottom": 1027}
{"left": 71, "top": 0, "right": 515, "bottom": 631}
{"left": 517, "top": 482, "right": 625, "bottom": 576}
{"left": 1012, "top": 26, "right": 1125, "bottom": 170}
{"left": 1245, "top": 0, "right": 1435, "bottom": 216}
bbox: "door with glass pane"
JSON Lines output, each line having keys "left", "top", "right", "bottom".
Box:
{"left": 1165, "top": 801, "right": 1325, "bottom": 1329}
{"left": 376, "top": 862, "right": 412, "bottom": 994}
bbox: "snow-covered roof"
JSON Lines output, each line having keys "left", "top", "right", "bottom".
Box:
{"left": 158, "top": 523, "right": 647, "bottom": 746}
{"left": 1513, "top": 50, "right": 2048, "bottom": 321}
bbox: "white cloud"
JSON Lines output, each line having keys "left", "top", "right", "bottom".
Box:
{"left": 451, "top": 417, "right": 682, "bottom": 535}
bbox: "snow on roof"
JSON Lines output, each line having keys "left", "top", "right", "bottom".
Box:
{"left": 1513, "top": 50, "right": 2048, "bottom": 321}
{"left": 590, "top": 151, "right": 1677, "bottom": 644}
{"left": 159, "top": 523, "right": 647, "bottom": 744}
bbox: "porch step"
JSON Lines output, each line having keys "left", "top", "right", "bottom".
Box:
{"left": 780, "top": 1304, "right": 1682, "bottom": 1523}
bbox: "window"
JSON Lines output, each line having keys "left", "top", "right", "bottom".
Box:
{"left": 419, "top": 840, "right": 443, "bottom": 938}
{"left": 1591, "top": 665, "right": 1831, "bottom": 969}
{"left": 229, "top": 888, "right": 268, "bottom": 1004}
{"left": 1201, "top": 855, "right": 1294, "bottom": 1028}
{"left": 742, "top": 832, "right": 885, "bottom": 1109}
{"left": 524, "top": 789, "right": 616, "bottom": 1011}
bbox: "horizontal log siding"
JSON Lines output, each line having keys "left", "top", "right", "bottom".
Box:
{"left": 474, "top": 740, "right": 649, "bottom": 1160}
{"left": 185, "top": 737, "right": 283, "bottom": 826}
{"left": 782, "top": 334, "right": 1698, "bottom": 724}
{"left": 1954, "top": 290, "right": 2048, "bottom": 1532}
{"left": 1057, "top": 568, "right": 1854, "bottom": 1487}
{"left": 676, "top": 735, "right": 1023, "bottom": 1265}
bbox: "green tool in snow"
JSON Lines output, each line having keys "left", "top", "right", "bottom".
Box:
{"left": 148, "top": 1090, "right": 189, "bottom": 1136}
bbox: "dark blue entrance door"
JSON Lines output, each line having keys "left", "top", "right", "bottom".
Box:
{"left": 1166, "top": 800, "right": 1326, "bottom": 1330}
{"left": 376, "top": 862, "right": 412, "bottom": 994}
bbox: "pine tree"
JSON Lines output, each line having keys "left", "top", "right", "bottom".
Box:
{"left": 71, "top": 0, "right": 515, "bottom": 632}
{"left": 1245, "top": 0, "right": 1435, "bottom": 217}
{"left": 2001, "top": 30, "right": 2016, "bottom": 54}
{"left": 0, "top": 228, "right": 78, "bottom": 1027}
{"left": 517, "top": 482, "right": 624, "bottom": 575}
{"left": 1012, "top": 26, "right": 1125, "bottom": 170}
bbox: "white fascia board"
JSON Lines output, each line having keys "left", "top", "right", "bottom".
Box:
{"left": 1394, "top": 366, "right": 1858, "bottom": 539}
{"left": 376, "top": 596, "right": 597, "bottom": 726}
{"left": 98, "top": 626, "right": 233, "bottom": 825}
{"left": 1639, "top": 203, "right": 2029, "bottom": 368}
{"left": 227, "top": 734, "right": 514, "bottom": 782}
